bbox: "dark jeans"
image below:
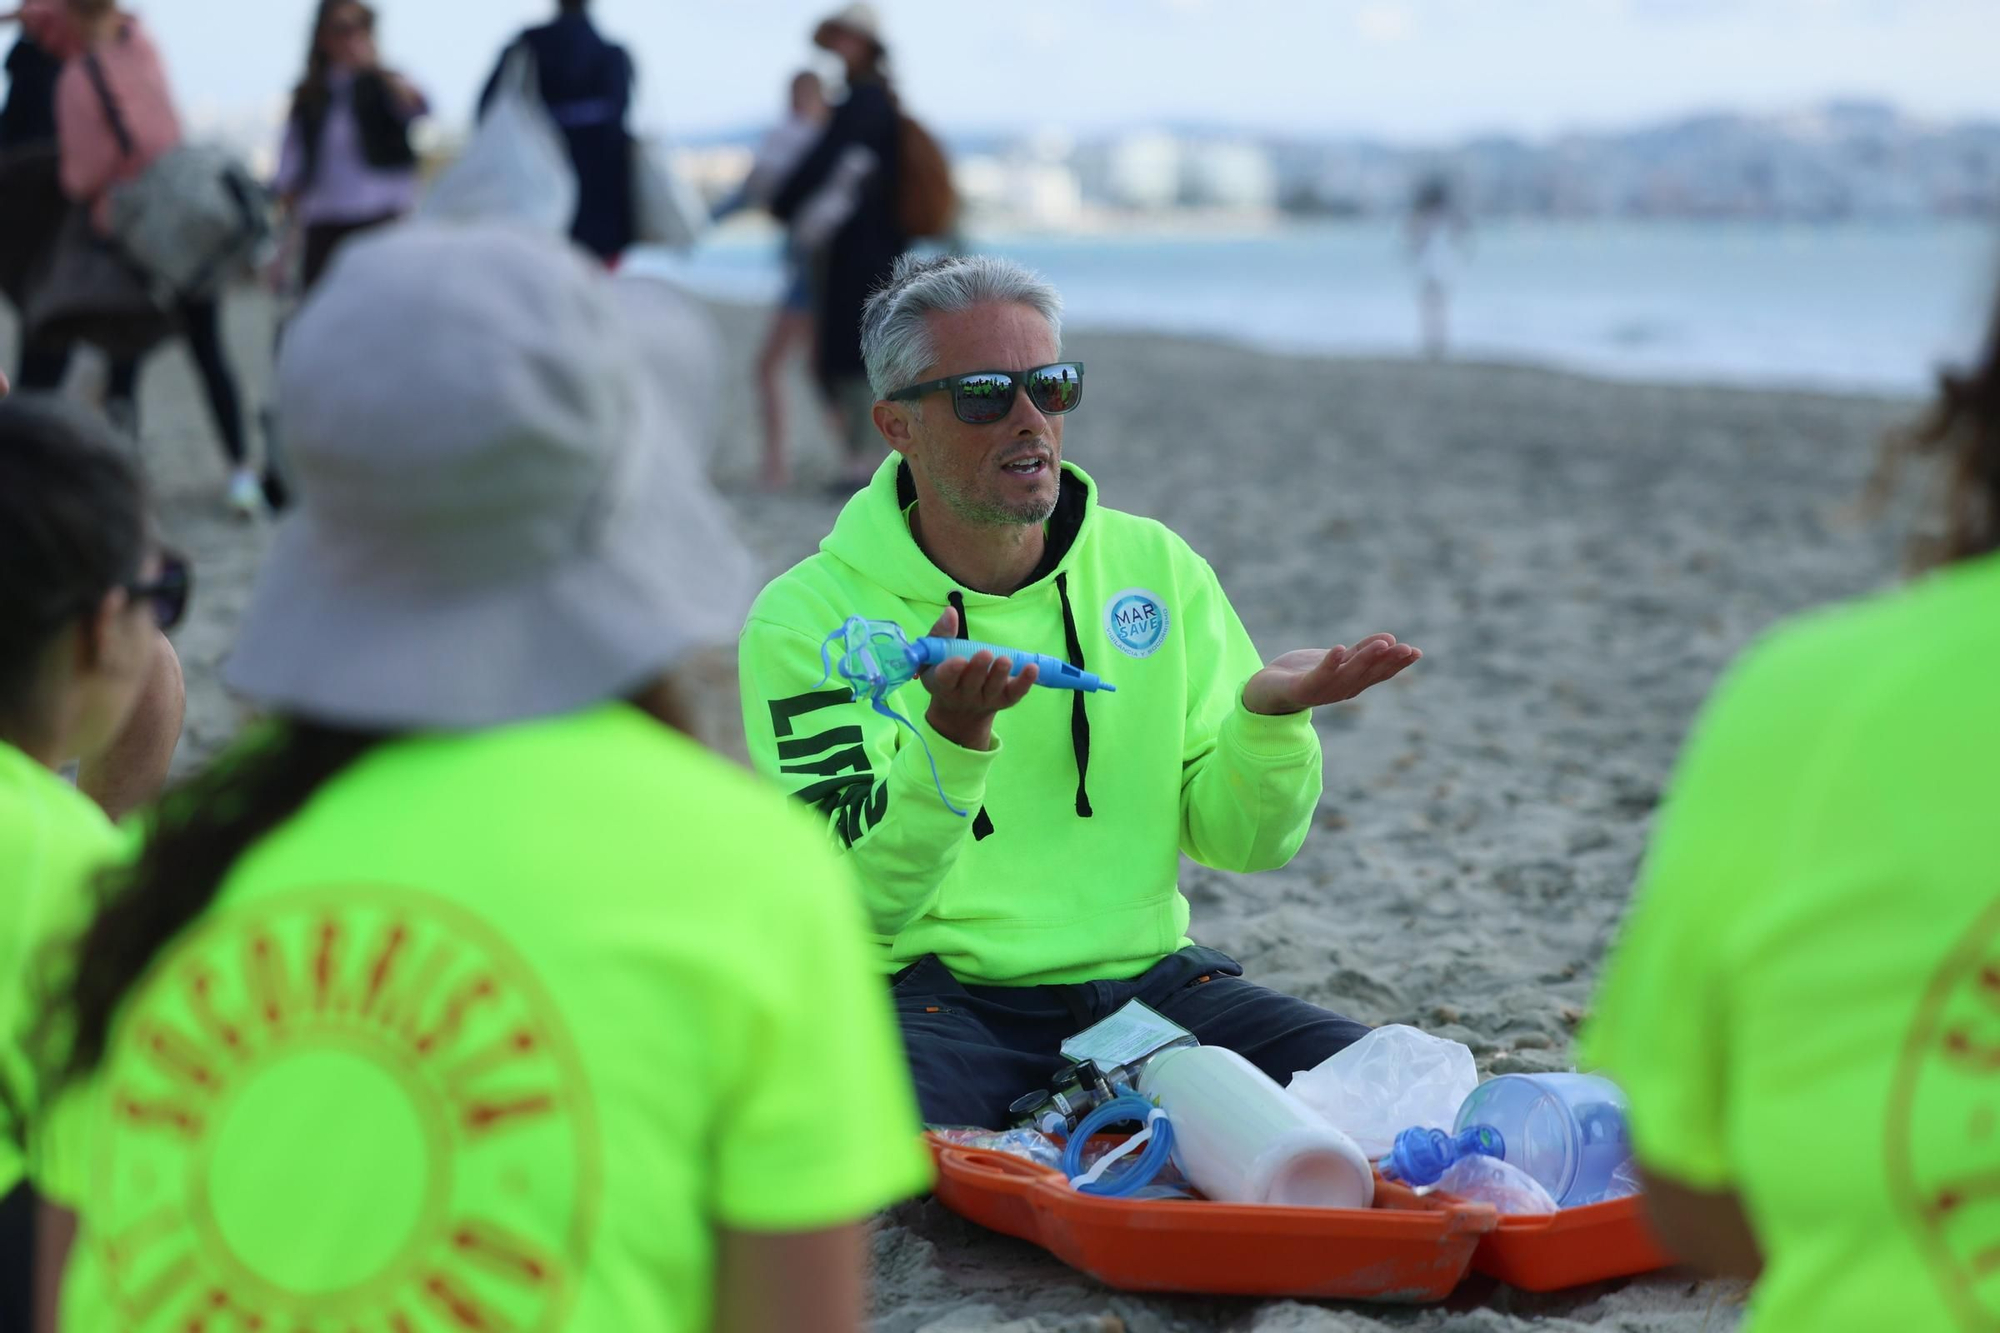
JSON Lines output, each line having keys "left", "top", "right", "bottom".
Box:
{"left": 893, "top": 946, "right": 1372, "bottom": 1129}
{"left": 15, "top": 297, "right": 246, "bottom": 466}
{"left": 301, "top": 212, "right": 400, "bottom": 293}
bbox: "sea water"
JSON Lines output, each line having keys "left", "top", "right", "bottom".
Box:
{"left": 636, "top": 218, "right": 1994, "bottom": 397}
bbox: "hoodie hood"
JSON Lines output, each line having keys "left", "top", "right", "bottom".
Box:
{"left": 820, "top": 454, "right": 1098, "bottom": 606}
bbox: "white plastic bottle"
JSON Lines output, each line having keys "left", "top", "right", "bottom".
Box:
{"left": 1137, "top": 1045, "right": 1375, "bottom": 1209}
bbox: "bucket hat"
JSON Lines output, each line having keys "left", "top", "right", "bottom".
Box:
{"left": 226, "top": 221, "right": 754, "bottom": 729}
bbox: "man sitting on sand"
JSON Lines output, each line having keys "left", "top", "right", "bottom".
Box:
{"left": 739, "top": 254, "right": 1423, "bottom": 1127}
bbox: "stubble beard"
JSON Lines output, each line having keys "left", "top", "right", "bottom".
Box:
{"left": 936, "top": 463, "right": 1059, "bottom": 528}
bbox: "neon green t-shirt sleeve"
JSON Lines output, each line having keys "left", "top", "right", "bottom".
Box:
{"left": 1177, "top": 556, "right": 1323, "bottom": 873}
{"left": 1580, "top": 644, "right": 1800, "bottom": 1191}
{"left": 0, "top": 770, "right": 126, "bottom": 1199}
{"left": 712, "top": 811, "right": 932, "bottom": 1230}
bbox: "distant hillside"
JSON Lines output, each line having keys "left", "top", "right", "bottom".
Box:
{"left": 712, "top": 101, "right": 1996, "bottom": 222}
{"left": 200, "top": 98, "right": 1999, "bottom": 224}
{"left": 1349, "top": 101, "right": 1999, "bottom": 220}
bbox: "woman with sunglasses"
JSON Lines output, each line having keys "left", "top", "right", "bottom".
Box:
{"left": 0, "top": 393, "right": 187, "bottom": 1333}
{"left": 275, "top": 0, "right": 426, "bottom": 294}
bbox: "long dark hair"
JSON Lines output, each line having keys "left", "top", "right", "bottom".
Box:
{"left": 0, "top": 396, "right": 145, "bottom": 727}
{"left": 1873, "top": 283, "right": 2000, "bottom": 569}
{"left": 289, "top": 0, "right": 374, "bottom": 124}
{"left": 39, "top": 722, "right": 386, "bottom": 1092}
{"left": 0, "top": 395, "right": 144, "bottom": 1153}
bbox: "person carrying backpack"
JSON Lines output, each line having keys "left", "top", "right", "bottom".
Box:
{"left": 771, "top": 3, "right": 910, "bottom": 493}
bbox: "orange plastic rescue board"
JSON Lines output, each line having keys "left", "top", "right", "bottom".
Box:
{"left": 925, "top": 1134, "right": 1677, "bottom": 1301}
{"left": 1470, "top": 1194, "right": 1676, "bottom": 1291}
{"left": 926, "top": 1135, "right": 1495, "bottom": 1304}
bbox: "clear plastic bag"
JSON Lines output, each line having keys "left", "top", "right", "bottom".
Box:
{"left": 1287, "top": 1024, "right": 1478, "bottom": 1159}
{"left": 927, "top": 1127, "right": 1064, "bottom": 1169}
{"left": 927, "top": 1127, "right": 1199, "bottom": 1199}
{"left": 1430, "top": 1154, "right": 1558, "bottom": 1215}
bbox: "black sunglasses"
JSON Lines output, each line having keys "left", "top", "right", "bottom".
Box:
{"left": 127, "top": 550, "right": 192, "bottom": 632}
{"left": 885, "top": 362, "right": 1085, "bottom": 426}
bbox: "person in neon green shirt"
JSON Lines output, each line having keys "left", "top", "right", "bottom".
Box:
{"left": 35, "top": 223, "right": 929, "bottom": 1333}
{"left": 739, "top": 253, "right": 1425, "bottom": 1128}
{"left": 0, "top": 395, "right": 191, "bottom": 1332}
{"left": 1581, "top": 295, "right": 2000, "bottom": 1329}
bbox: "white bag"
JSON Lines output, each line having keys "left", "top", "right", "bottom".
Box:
{"left": 421, "top": 46, "right": 576, "bottom": 236}
{"left": 1287, "top": 1024, "right": 1479, "bottom": 1160}
{"left": 630, "top": 135, "right": 708, "bottom": 252}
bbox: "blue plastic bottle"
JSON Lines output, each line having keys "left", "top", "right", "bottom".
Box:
{"left": 1450, "top": 1073, "right": 1631, "bottom": 1207}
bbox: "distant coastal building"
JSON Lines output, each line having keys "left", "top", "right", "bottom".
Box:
{"left": 1181, "top": 141, "right": 1278, "bottom": 210}
{"left": 956, "top": 155, "right": 1085, "bottom": 230}
{"left": 1098, "top": 132, "right": 1181, "bottom": 212}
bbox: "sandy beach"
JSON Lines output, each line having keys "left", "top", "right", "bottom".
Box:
{"left": 1, "top": 293, "right": 1924, "bottom": 1330}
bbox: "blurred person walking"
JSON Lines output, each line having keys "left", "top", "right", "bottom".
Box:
{"left": 481, "top": 0, "right": 636, "bottom": 265}
{"left": 29, "top": 223, "right": 930, "bottom": 1333}
{"left": 1, "top": 11, "right": 78, "bottom": 402}
{"left": 24, "top": 0, "right": 265, "bottom": 515}
{"left": 0, "top": 12, "right": 58, "bottom": 145}
{"left": 1406, "top": 174, "right": 1467, "bottom": 360}
{"left": 772, "top": 3, "right": 908, "bottom": 493}
{"left": 0, "top": 394, "right": 187, "bottom": 1333}
{"left": 274, "top": 0, "right": 426, "bottom": 294}
{"left": 257, "top": 0, "right": 427, "bottom": 514}
{"left": 1582, "top": 285, "right": 2000, "bottom": 1328}
{"left": 716, "top": 69, "right": 831, "bottom": 490}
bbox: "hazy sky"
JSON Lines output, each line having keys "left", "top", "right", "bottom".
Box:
{"left": 22, "top": 0, "right": 1998, "bottom": 142}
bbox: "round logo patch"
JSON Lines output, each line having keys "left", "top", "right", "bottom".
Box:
{"left": 1104, "top": 588, "right": 1170, "bottom": 658}
{"left": 1890, "top": 897, "right": 2000, "bottom": 1327}
{"left": 86, "top": 888, "right": 599, "bottom": 1330}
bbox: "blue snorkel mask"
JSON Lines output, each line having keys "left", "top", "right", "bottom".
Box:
{"left": 814, "top": 616, "right": 1115, "bottom": 816}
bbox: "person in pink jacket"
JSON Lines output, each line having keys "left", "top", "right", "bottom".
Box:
{"left": 25, "top": 0, "right": 265, "bottom": 515}
{"left": 50, "top": 0, "right": 176, "bottom": 231}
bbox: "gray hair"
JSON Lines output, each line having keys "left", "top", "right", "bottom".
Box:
{"left": 860, "top": 253, "right": 1064, "bottom": 400}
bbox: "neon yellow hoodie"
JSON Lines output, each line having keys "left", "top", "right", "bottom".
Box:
{"left": 739, "top": 459, "right": 1323, "bottom": 986}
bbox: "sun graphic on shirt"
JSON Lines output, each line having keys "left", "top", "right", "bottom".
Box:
{"left": 81, "top": 888, "right": 600, "bottom": 1332}
{"left": 1890, "top": 897, "right": 2000, "bottom": 1331}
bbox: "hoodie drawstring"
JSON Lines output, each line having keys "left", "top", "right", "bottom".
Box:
{"left": 946, "top": 591, "right": 996, "bottom": 840}
{"left": 1054, "top": 573, "right": 1095, "bottom": 819}
{"left": 944, "top": 583, "right": 1095, "bottom": 827}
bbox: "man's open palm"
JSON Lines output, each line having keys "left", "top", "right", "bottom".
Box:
{"left": 1242, "top": 634, "right": 1421, "bottom": 716}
